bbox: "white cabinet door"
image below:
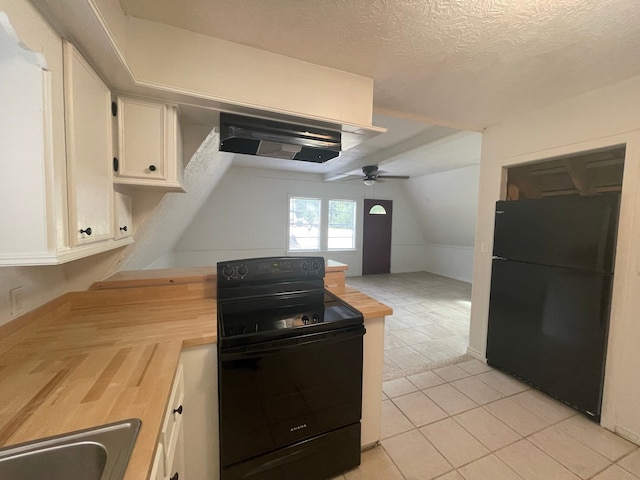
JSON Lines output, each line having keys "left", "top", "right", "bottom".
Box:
{"left": 115, "top": 96, "right": 184, "bottom": 192}
{"left": 63, "top": 40, "right": 114, "bottom": 246}
{"left": 180, "top": 344, "right": 219, "bottom": 479}
{"left": 166, "top": 420, "right": 185, "bottom": 480}
{"left": 114, "top": 192, "right": 133, "bottom": 240}
{"left": 149, "top": 443, "right": 165, "bottom": 480}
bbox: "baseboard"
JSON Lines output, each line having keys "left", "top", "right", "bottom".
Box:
{"left": 616, "top": 426, "right": 640, "bottom": 446}
{"left": 466, "top": 346, "right": 485, "bottom": 361}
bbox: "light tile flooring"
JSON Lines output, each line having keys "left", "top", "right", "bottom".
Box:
{"left": 347, "top": 271, "right": 474, "bottom": 380}
{"left": 330, "top": 272, "right": 640, "bottom": 480}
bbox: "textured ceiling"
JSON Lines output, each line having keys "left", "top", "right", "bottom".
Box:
{"left": 119, "top": 0, "right": 640, "bottom": 131}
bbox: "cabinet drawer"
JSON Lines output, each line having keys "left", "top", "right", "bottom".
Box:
{"left": 160, "top": 363, "right": 184, "bottom": 472}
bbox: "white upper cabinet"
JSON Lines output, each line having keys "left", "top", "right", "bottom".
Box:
{"left": 0, "top": 12, "right": 132, "bottom": 266}
{"left": 114, "top": 192, "right": 133, "bottom": 240}
{"left": 114, "top": 96, "right": 185, "bottom": 192}
{"left": 63, "top": 40, "right": 115, "bottom": 246}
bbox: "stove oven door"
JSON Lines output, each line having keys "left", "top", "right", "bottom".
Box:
{"left": 218, "top": 325, "right": 364, "bottom": 476}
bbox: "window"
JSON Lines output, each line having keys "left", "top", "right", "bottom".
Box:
{"left": 368, "top": 204, "right": 387, "bottom": 215}
{"left": 288, "top": 196, "right": 357, "bottom": 251}
{"left": 289, "top": 197, "right": 321, "bottom": 250}
{"left": 328, "top": 199, "right": 356, "bottom": 249}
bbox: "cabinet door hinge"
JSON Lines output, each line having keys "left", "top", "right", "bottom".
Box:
{"left": 111, "top": 101, "right": 118, "bottom": 116}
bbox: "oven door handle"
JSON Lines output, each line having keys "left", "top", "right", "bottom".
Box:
{"left": 220, "top": 325, "right": 365, "bottom": 360}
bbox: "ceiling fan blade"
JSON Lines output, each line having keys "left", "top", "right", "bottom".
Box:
{"left": 377, "top": 175, "right": 410, "bottom": 179}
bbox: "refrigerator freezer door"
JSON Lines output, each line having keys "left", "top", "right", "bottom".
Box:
{"left": 486, "top": 259, "right": 612, "bottom": 419}
{"left": 493, "top": 195, "right": 619, "bottom": 273}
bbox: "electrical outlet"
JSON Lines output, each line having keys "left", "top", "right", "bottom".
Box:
{"left": 10, "top": 286, "right": 24, "bottom": 318}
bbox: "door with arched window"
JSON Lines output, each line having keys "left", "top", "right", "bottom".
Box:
{"left": 362, "top": 199, "right": 393, "bottom": 275}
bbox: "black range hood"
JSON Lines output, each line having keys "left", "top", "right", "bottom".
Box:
{"left": 219, "top": 113, "right": 342, "bottom": 163}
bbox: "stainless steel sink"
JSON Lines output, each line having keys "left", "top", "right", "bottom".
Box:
{"left": 0, "top": 418, "right": 141, "bottom": 480}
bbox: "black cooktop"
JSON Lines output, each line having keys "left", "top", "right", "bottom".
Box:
{"left": 218, "top": 290, "right": 362, "bottom": 347}
{"left": 216, "top": 257, "right": 363, "bottom": 349}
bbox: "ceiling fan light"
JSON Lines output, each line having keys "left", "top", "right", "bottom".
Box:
{"left": 363, "top": 178, "right": 375, "bottom": 186}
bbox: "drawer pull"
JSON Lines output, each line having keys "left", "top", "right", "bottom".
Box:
{"left": 170, "top": 473, "right": 179, "bottom": 480}
{"left": 173, "top": 405, "right": 183, "bottom": 415}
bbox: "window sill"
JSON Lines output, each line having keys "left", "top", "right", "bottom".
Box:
{"left": 286, "top": 248, "right": 358, "bottom": 255}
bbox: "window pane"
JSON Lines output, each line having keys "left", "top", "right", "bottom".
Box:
{"left": 289, "top": 197, "right": 321, "bottom": 250}
{"left": 328, "top": 199, "right": 356, "bottom": 249}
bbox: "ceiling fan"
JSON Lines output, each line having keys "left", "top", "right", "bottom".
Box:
{"left": 361, "top": 165, "right": 409, "bottom": 186}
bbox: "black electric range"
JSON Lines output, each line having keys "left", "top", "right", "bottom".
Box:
{"left": 216, "top": 256, "right": 364, "bottom": 480}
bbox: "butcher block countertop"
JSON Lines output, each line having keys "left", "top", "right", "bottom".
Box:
{"left": 0, "top": 266, "right": 390, "bottom": 480}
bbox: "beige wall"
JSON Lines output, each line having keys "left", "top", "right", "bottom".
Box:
{"left": 469, "top": 74, "right": 640, "bottom": 442}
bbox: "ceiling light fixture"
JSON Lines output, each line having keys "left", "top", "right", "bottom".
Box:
{"left": 363, "top": 178, "right": 375, "bottom": 186}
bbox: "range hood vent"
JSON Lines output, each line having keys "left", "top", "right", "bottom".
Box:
{"left": 219, "top": 113, "right": 342, "bottom": 163}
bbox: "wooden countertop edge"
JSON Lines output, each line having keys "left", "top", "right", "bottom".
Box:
{"left": 327, "top": 285, "right": 393, "bottom": 318}
{"left": 92, "top": 262, "right": 348, "bottom": 290}
{"left": 91, "top": 267, "right": 217, "bottom": 290}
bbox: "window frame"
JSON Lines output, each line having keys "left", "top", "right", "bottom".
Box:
{"left": 327, "top": 198, "right": 357, "bottom": 251}
{"left": 286, "top": 194, "right": 358, "bottom": 253}
{"left": 288, "top": 196, "right": 322, "bottom": 252}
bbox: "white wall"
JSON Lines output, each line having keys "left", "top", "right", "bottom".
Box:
{"left": 469, "top": 73, "right": 640, "bottom": 443}
{"left": 404, "top": 165, "right": 479, "bottom": 282}
{"left": 173, "top": 166, "right": 430, "bottom": 276}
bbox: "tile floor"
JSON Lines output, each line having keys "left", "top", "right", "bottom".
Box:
{"left": 346, "top": 271, "right": 473, "bottom": 380}
{"left": 330, "top": 272, "right": 640, "bottom": 480}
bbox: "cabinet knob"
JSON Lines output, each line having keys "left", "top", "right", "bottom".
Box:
{"left": 80, "top": 227, "right": 92, "bottom": 236}
{"left": 148, "top": 164, "right": 157, "bottom": 172}
{"left": 170, "top": 473, "right": 179, "bottom": 480}
{"left": 173, "top": 405, "right": 183, "bottom": 415}
{"left": 119, "top": 226, "right": 128, "bottom": 232}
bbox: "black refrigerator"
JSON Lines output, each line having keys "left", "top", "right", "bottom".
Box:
{"left": 486, "top": 194, "right": 619, "bottom": 420}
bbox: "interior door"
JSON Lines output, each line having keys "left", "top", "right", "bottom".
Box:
{"left": 362, "top": 199, "right": 393, "bottom": 275}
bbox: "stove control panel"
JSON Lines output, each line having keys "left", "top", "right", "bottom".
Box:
{"left": 217, "top": 256, "right": 325, "bottom": 284}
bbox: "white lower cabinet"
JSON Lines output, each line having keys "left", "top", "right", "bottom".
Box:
{"left": 150, "top": 345, "right": 218, "bottom": 480}
{"left": 166, "top": 422, "right": 185, "bottom": 480}
{"left": 158, "top": 363, "right": 185, "bottom": 479}
{"left": 149, "top": 442, "right": 165, "bottom": 480}
{"left": 149, "top": 363, "right": 185, "bottom": 480}
{"left": 361, "top": 316, "right": 385, "bottom": 448}
{"left": 180, "top": 344, "right": 219, "bottom": 480}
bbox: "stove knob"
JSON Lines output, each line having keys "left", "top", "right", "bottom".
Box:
{"left": 312, "top": 313, "right": 320, "bottom": 323}
{"left": 302, "top": 315, "right": 310, "bottom": 325}
{"left": 301, "top": 261, "right": 309, "bottom": 271}
{"left": 237, "top": 265, "right": 248, "bottom": 277}
{"left": 311, "top": 261, "right": 320, "bottom": 272}
{"left": 222, "top": 265, "right": 234, "bottom": 279}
